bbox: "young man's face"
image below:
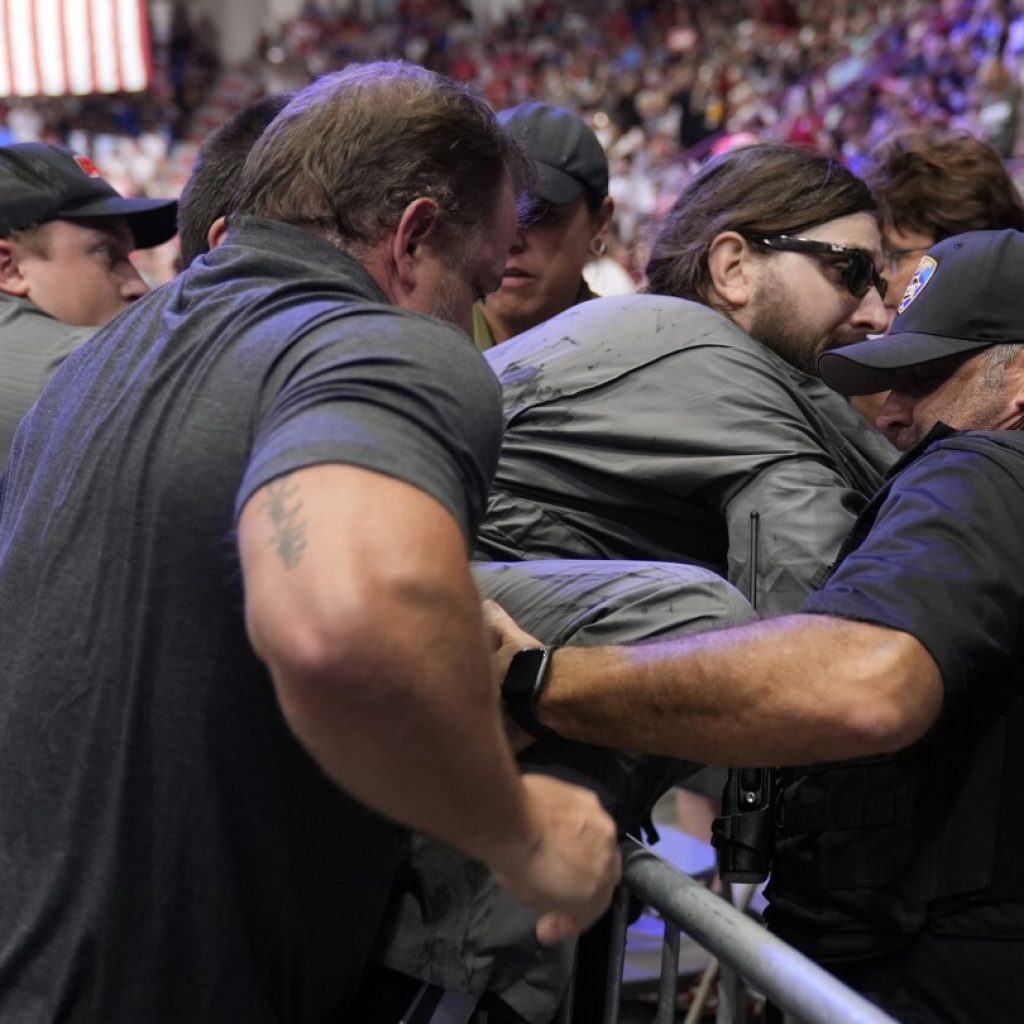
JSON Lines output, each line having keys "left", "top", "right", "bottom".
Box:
{"left": 17, "top": 217, "right": 149, "bottom": 327}
{"left": 876, "top": 348, "right": 1024, "bottom": 450}
{"left": 480, "top": 195, "right": 608, "bottom": 342}
{"left": 745, "top": 211, "right": 890, "bottom": 376}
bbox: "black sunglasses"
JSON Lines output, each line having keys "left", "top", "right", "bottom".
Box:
{"left": 748, "top": 234, "right": 888, "bottom": 300}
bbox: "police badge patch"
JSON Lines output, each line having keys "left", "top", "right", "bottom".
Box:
{"left": 897, "top": 255, "right": 938, "bottom": 314}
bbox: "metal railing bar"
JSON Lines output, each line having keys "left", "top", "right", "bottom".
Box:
{"left": 620, "top": 837, "right": 898, "bottom": 1024}
{"left": 603, "top": 885, "right": 631, "bottom": 1023}
{"left": 655, "top": 920, "right": 680, "bottom": 1024}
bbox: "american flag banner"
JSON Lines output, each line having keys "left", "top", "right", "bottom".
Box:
{"left": 0, "top": 0, "right": 152, "bottom": 98}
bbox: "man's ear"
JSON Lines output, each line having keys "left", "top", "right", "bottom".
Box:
{"left": 0, "top": 238, "right": 31, "bottom": 298}
{"left": 390, "top": 197, "right": 442, "bottom": 297}
{"left": 206, "top": 215, "right": 228, "bottom": 252}
{"left": 706, "top": 231, "right": 757, "bottom": 312}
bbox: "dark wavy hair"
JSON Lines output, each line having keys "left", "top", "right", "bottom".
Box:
{"left": 645, "top": 143, "right": 877, "bottom": 303}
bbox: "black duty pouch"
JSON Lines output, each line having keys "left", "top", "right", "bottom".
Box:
{"left": 712, "top": 766, "right": 775, "bottom": 883}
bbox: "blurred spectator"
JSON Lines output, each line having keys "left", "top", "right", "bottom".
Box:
{"left": 864, "top": 126, "right": 1024, "bottom": 317}
{"left": 971, "top": 55, "right": 1023, "bottom": 156}
{"left": 474, "top": 102, "right": 614, "bottom": 349}
{"left": 847, "top": 125, "right": 1024, "bottom": 423}
{"left": 177, "top": 94, "right": 291, "bottom": 268}
{"left": 0, "top": 143, "right": 176, "bottom": 470}
{"left": 163, "top": 1, "right": 222, "bottom": 141}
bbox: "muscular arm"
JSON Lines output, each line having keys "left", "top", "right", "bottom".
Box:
{"left": 240, "top": 463, "right": 541, "bottom": 865}
{"left": 491, "top": 608, "right": 943, "bottom": 766}
{"left": 239, "top": 464, "right": 618, "bottom": 939}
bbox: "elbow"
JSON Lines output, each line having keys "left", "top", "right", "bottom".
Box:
{"left": 246, "top": 596, "right": 325, "bottom": 684}
{"left": 834, "top": 691, "right": 935, "bottom": 756}
{"left": 246, "top": 585, "right": 387, "bottom": 696}
{"left": 252, "top": 596, "right": 417, "bottom": 758}
{"left": 246, "top": 570, "right": 465, "bottom": 708}
{"left": 245, "top": 595, "right": 424, "bottom": 785}
{"left": 821, "top": 633, "right": 944, "bottom": 757}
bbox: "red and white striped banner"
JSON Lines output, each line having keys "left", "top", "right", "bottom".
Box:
{"left": 0, "top": 0, "right": 152, "bottom": 98}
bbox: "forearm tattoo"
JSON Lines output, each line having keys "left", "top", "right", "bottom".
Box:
{"left": 263, "top": 476, "right": 308, "bottom": 569}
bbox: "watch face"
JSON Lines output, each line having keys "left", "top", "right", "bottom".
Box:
{"left": 505, "top": 647, "right": 550, "bottom": 697}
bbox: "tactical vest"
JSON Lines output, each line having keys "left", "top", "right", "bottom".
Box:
{"left": 766, "top": 689, "right": 1024, "bottom": 960}
{"left": 766, "top": 425, "right": 1024, "bottom": 961}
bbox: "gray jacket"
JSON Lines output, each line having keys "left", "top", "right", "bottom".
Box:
{"left": 477, "top": 293, "right": 897, "bottom": 615}
{"left": 0, "top": 294, "right": 93, "bottom": 472}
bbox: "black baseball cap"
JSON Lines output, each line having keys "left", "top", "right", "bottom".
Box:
{"left": 498, "top": 102, "right": 609, "bottom": 206}
{"left": 0, "top": 142, "right": 177, "bottom": 249}
{"left": 818, "top": 229, "right": 1024, "bottom": 395}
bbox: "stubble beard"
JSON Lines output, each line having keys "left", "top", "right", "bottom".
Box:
{"left": 746, "top": 272, "right": 866, "bottom": 378}
{"left": 746, "top": 284, "right": 824, "bottom": 377}
{"left": 427, "top": 275, "right": 462, "bottom": 326}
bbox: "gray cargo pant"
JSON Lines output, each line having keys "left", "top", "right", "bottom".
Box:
{"left": 379, "top": 559, "right": 754, "bottom": 1024}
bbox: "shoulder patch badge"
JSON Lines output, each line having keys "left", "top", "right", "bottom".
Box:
{"left": 897, "top": 255, "right": 937, "bottom": 314}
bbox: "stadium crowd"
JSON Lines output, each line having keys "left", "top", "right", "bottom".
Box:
{"left": 3, "top": 0, "right": 1024, "bottom": 282}
{"left": 5, "top": 5, "right": 1024, "bottom": 1023}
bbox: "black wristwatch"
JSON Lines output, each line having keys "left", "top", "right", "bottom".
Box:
{"left": 501, "top": 646, "right": 560, "bottom": 741}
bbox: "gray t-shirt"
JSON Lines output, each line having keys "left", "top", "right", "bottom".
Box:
{"left": 0, "top": 292, "right": 94, "bottom": 472}
{"left": 0, "top": 218, "right": 502, "bottom": 1023}
{"left": 477, "top": 293, "right": 897, "bottom": 614}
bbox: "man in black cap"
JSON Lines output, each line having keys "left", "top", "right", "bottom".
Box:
{"left": 0, "top": 142, "right": 177, "bottom": 469}
{"left": 473, "top": 102, "right": 614, "bottom": 348}
{"left": 486, "top": 228, "right": 1024, "bottom": 1020}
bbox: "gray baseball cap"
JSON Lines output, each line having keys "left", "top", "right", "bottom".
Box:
{"left": 818, "top": 229, "right": 1024, "bottom": 395}
{"left": 498, "top": 102, "right": 609, "bottom": 206}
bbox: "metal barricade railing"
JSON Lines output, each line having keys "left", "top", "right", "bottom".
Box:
{"left": 564, "top": 836, "right": 899, "bottom": 1024}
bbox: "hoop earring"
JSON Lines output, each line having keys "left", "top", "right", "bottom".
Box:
{"left": 590, "top": 238, "right": 608, "bottom": 257}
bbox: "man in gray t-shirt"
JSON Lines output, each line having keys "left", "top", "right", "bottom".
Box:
{"left": 0, "top": 142, "right": 177, "bottom": 470}
{"left": 0, "top": 64, "right": 619, "bottom": 1024}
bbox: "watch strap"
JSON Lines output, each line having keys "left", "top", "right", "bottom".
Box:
{"left": 501, "top": 645, "right": 560, "bottom": 741}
